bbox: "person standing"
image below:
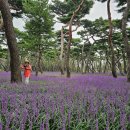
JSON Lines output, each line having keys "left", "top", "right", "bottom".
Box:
{"left": 21, "top": 59, "right": 32, "bottom": 85}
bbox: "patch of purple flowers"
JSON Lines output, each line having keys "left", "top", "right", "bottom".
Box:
{"left": 0, "top": 72, "right": 130, "bottom": 130}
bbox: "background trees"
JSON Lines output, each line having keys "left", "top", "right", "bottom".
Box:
{"left": 51, "top": 0, "right": 93, "bottom": 77}
{"left": 97, "top": 0, "right": 130, "bottom": 81}
{"left": 121, "top": 0, "right": 130, "bottom": 81}
{"left": 22, "top": 0, "right": 54, "bottom": 76}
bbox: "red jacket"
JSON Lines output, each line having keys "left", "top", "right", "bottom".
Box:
{"left": 21, "top": 65, "right": 32, "bottom": 77}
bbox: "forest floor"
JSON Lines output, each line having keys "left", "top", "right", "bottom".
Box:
{"left": 0, "top": 71, "right": 130, "bottom": 129}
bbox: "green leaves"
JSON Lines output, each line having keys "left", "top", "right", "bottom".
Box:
{"left": 97, "top": 0, "right": 128, "bottom": 14}
{"left": 24, "top": 0, "right": 54, "bottom": 35}
{"left": 51, "top": 0, "right": 93, "bottom": 24}
{"left": 8, "top": 0, "right": 23, "bottom": 17}
{"left": 22, "top": 0, "right": 54, "bottom": 49}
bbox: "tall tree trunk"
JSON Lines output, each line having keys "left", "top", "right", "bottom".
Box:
{"left": 98, "top": 54, "right": 102, "bottom": 73}
{"left": 66, "top": 25, "right": 72, "bottom": 77}
{"left": 81, "top": 43, "right": 85, "bottom": 74}
{"left": 5, "top": 49, "right": 10, "bottom": 72}
{"left": 122, "top": 50, "right": 127, "bottom": 74}
{"left": 118, "top": 61, "right": 124, "bottom": 76}
{"left": 35, "top": 52, "right": 39, "bottom": 76}
{"left": 60, "top": 27, "right": 65, "bottom": 75}
{"left": 71, "top": 59, "right": 75, "bottom": 72}
{"left": 76, "top": 59, "right": 80, "bottom": 72}
{"left": 104, "top": 60, "right": 109, "bottom": 73}
{"left": 39, "top": 51, "right": 43, "bottom": 74}
{"left": 84, "top": 60, "right": 88, "bottom": 73}
{"left": 0, "top": 12, "right": 3, "bottom": 30}
{"left": 107, "top": 0, "right": 117, "bottom": 78}
{"left": 90, "top": 60, "right": 96, "bottom": 73}
{"left": 35, "top": 48, "right": 42, "bottom": 76}
{"left": 122, "top": 0, "right": 130, "bottom": 82}
{"left": 66, "top": 0, "right": 84, "bottom": 78}
{"left": 104, "top": 50, "right": 109, "bottom": 73}
{"left": 0, "top": 0, "right": 22, "bottom": 83}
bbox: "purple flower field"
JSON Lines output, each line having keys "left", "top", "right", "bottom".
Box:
{"left": 0, "top": 72, "right": 130, "bottom": 130}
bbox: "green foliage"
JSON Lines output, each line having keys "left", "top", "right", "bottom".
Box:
{"left": 44, "top": 49, "right": 58, "bottom": 60}
{"left": 8, "top": 0, "right": 23, "bottom": 17}
{"left": 9, "top": 0, "right": 23, "bottom": 8}
{"left": 15, "top": 0, "right": 56, "bottom": 59}
{"left": 0, "top": 47, "right": 7, "bottom": 58}
{"left": 97, "top": 0, "right": 128, "bottom": 15}
{"left": 23, "top": 0, "right": 54, "bottom": 36}
{"left": 51, "top": 0, "right": 93, "bottom": 24}
{"left": 115, "top": 0, "right": 127, "bottom": 8}
{"left": 77, "top": 17, "right": 128, "bottom": 62}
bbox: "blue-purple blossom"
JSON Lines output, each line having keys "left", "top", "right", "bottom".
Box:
{"left": 0, "top": 72, "right": 130, "bottom": 129}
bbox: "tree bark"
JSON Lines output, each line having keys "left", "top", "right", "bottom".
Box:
{"left": 0, "top": 12, "right": 4, "bottom": 30}
{"left": 60, "top": 26, "right": 65, "bottom": 75}
{"left": 122, "top": 50, "right": 127, "bottom": 74}
{"left": 35, "top": 47, "right": 43, "bottom": 76}
{"left": 107, "top": 0, "right": 117, "bottom": 78}
{"left": 66, "top": 25, "right": 72, "bottom": 77}
{"left": 104, "top": 51, "right": 109, "bottom": 73}
{"left": 39, "top": 52, "right": 43, "bottom": 74}
{"left": 98, "top": 54, "right": 102, "bottom": 73}
{"left": 90, "top": 60, "right": 96, "bottom": 73}
{"left": 122, "top": 0, "right": 130, "bottom": 82}
{"left": 66, "top": 0, "right": 84, "bottom": 78}
{"left": 81, "top": 43, "right": 85, "bottom": 74}
{"left": 0, "top": 0, "right": 22, "bottom": 83}
{"left": 76, "top": 59, "right": 80, "bottom": 72}
{"left": 118, "top": 61, "right": 124, "bottom": 76}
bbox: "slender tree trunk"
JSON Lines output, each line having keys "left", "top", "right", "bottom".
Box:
{"left": 60, "top": 27, "right": 65, "bottom": 75}
{"left": 104, "top": 60, "right": 109, "bottom": 73}
{"left": 35, "top": 48, "right": 42, "bottom": 76}
{"left": 35, "top": 52, "right": 39, "bottom": 76}
{"left": 0, "top": 12, "right": 3, "bottom": 30}
{"left": 66, "top": 25, "right": 72, "bottom": 77}
{"left": 76, "top": 59, "right": 80, "bottom": 72}
{"left": 82, "top": 60, "right": 86, "bottom": 74}
{"left": 98, "top": 60, "right": 102, "bottom": 73}
{"left": 81, "top": 43, "right": 85, "bottom": 74}
{"left": 84, "top": 60, "right": 87, "bottom": 73}
{"left": 39, "top": 52, "right": 43, "bottom": 74}
{"left": 71, "top": 59, "right": 75, "bottom": 72}
{"left": 122, "top": 0, "right": 130, "bottom": 82}
{"left": 118, "top": 61, "right": 124, "bottom": 76}
{"left": 104, "top": 51, "right": 109, "bottom": 73}
{"left": 98, "top": 54, "right": 102, "bottom": 73}
{"left": 66, "top": 0, "right": 84, "bottom": 78}
{"left": 0, "top": 0, "right": 22, "bottom": 83}
{"left": 107, "top": 0, "right": 117, "bottom": 78}
{"left": 90, "top": 60, "right": 96, "bottom": 73}
{"left": 122, "top": 50, "right": 127, "bottom": 74}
